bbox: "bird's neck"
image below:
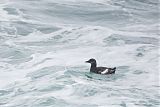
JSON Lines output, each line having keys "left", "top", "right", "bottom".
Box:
{"left": 90, "top": 63, "right": 97, "bottom": 72}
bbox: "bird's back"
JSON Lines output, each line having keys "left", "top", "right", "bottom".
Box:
{"left": 96, "top": 67, "right": 107, "bottom": 74}
{"left": 96, "top": 67, "right": 116, "bottom": 74}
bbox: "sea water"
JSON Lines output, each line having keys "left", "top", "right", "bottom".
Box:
{"left": 0, "top": 0, "right": 159, "bottom": 107}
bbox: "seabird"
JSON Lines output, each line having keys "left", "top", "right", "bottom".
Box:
{"left": 86, "top": 58, "right": 116, "bottom": 75}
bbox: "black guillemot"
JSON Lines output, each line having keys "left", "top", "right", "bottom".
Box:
{"left": 86, "top": 58, "right": 116, "bottom": 75}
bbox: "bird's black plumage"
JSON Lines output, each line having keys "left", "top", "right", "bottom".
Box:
{"left": 86, "top": 58, "right": 116, "bottom": 75}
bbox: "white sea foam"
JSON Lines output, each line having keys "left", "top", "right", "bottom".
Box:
{"left": 0, "top": 0, "right": 159, "bottom": 107}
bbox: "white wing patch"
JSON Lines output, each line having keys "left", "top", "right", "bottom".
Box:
{"left": 101, "top": 69, "right": 108, "bottom": 74}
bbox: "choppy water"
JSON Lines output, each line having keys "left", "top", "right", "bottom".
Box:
{"left": 0, "top": 0, "right": 159, "bottom": 107}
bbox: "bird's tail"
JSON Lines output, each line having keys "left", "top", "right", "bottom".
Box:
{"left": 111, "top": 67, "right": 116, "bottom": 74}
{"left": 112, "top": 67, "right": 116, "bottom": 70}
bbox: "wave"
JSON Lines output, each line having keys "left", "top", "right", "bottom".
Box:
{"left": 0, "top": 0, "right": 159, "bottom": 107}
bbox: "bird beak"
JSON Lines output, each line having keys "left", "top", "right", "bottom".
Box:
{"left": 85, "top": 60, "right": 90, "bottom": 63}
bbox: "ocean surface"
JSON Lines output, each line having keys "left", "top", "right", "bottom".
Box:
{"left": 0, "top": 0, "right": 159, "bottom": 107}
